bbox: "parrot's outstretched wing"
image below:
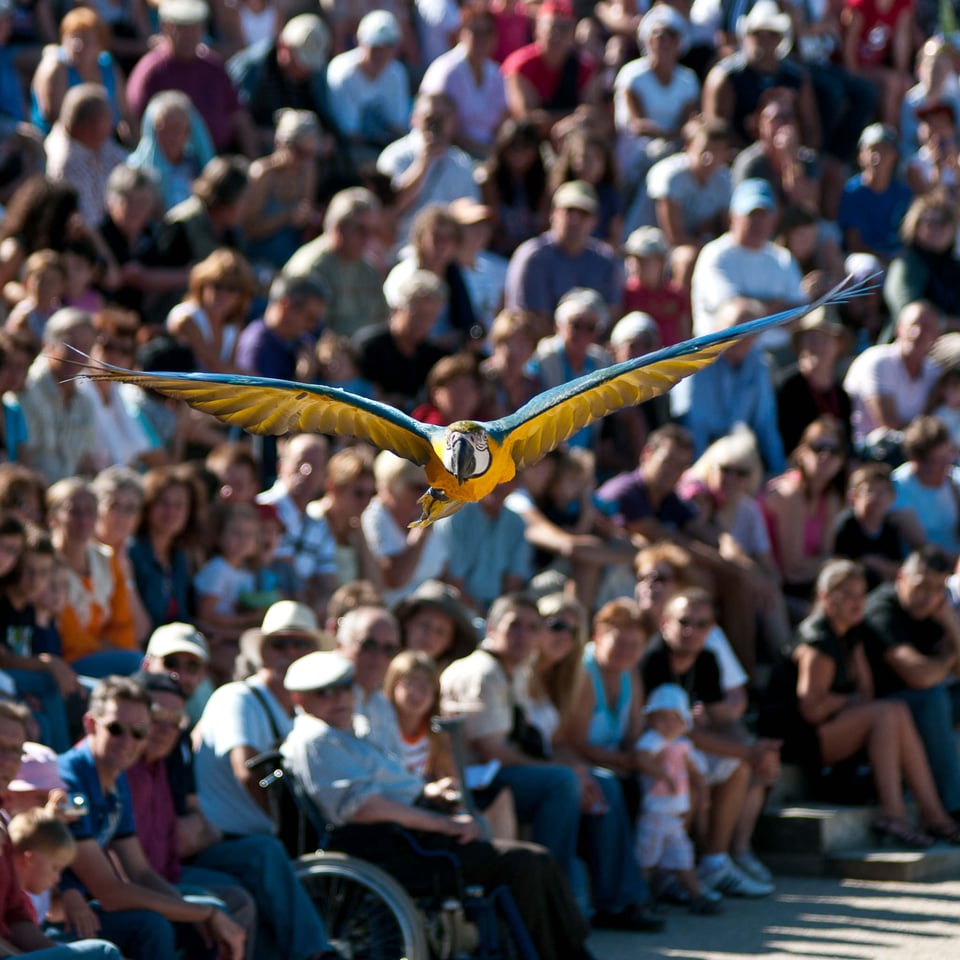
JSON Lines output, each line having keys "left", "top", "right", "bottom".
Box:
{"left": 74, "top": 363, "right": 439, "bottom": 466}
{"left": 490, "top": 274, "right": 870, "bottom": 471}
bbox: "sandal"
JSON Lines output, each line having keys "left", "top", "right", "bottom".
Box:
{"left": 924, "top": 821, "right": 960, "bottom": 845}
{"left": 871, "top": 818, "right": 935, "bottom": 849}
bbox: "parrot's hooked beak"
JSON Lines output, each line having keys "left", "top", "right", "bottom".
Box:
{"left": 452, "top": 435, "right": 476, "bottom": 485}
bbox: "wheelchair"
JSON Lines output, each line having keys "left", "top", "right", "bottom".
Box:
{"left": 248, "top": 738, "right": 539, "bottom": 960}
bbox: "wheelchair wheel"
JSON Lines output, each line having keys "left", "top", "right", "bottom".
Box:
{"left": 295, "top": 852, "right": 429, "bottom": 960}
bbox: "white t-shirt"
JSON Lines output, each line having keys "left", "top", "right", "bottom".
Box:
{"left": 704, "top": 626, "right": 749, "bottom": 692}
{"left": 194, "top": 676, "right": 293, "bottom": 836}
{"left": 414, "top": 0, "right": 461, "bottom": 69}
{"left": 690, "top": 233, "right": 805, "bottom": 351}
{"left": 360, "top": 497, "right": 449, "bottom": 606}
{"left": 194, "top": 555, "right": 256, "bottom": 616}
{"left": 645, "top": 152, "right": 731, "bottom": 239}
{"left": 613, "top": 57, "right": 700, "bottom": 137}
{"left": 326, "top": 49, "right": 411, "bottom": 138}
{"left": 77, "top": 379, "right": 153, "bottom": 473}
{"left": 843, "top": 343, "right": 941, "bottom": 446}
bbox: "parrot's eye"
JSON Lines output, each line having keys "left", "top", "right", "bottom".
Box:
{"left": 474, "top": 433, "right": 488, "bottom": 452}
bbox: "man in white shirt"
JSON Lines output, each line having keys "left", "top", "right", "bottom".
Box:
{"left": 690, "top": 177, "right": 805, "bottom": 354}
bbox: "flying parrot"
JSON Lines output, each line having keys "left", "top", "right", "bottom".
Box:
{"left": 78, "top": 275, "right": 868, "bottom": 527}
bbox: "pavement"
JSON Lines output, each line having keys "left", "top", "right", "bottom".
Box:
{"left": 587, "top": 875, "right": 960, "bottom": 960}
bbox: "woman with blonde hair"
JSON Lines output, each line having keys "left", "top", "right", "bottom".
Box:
{"left": 166, "top": 248, "right": 255, "bottom": 373}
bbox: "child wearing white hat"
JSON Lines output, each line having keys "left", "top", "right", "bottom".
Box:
{"left": 636, "top": 683, "right": 721, "bottom": 914}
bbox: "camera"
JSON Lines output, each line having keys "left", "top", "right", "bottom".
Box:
{"left": 57, "top": 794, "right": 89, "bottom": 818}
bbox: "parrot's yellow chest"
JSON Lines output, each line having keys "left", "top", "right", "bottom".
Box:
{"left": 424, "top": 437, "right": 515, "bottom": 502}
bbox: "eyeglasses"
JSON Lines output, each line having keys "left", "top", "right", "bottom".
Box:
{"left": 350, "top": 485, "right": 376, "bottom": 499}
{"left": 639, "top": 569, "right": 674, "bottom": 584}
{"left": 676, "top": 616, "right": 713, "bottom": 630}
{"left": 162, "top": 654, "right": 204, "bottom": 675}
{"left": 266, "top": 636, "right": 315, "bottom": 653}
{"left": 103, "top": 720, "right": 149, "bottom": 740}
{"left": 107, "top": 499, "right": 141, "bottom": 516}
{"left": 358, "top": 637, "right": 401, "bottom": 657}
{"left": 313, "top": 680, "right": 353, "bottom": 697}
{"left": 719, "top": 464, "right": 751, "bottom": 478}
{"left": 808, "top": 441, "right": 842, "bottom": 456}
{"left": 546, "top": 619, "right": 577, "bottom": 634}
{"left": 150, "top": 706, "right": 188, "bottom": 730}
{"left": 567, "top": 319, "right": 598, "bottom": 334}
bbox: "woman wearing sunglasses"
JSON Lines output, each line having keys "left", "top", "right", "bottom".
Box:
{"left": 762, "top": 415, "right": 848, "bottom": 623}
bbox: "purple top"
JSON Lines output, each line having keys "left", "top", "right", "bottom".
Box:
{"left": 596, "top": 469, "right": 695, "bottom": 530}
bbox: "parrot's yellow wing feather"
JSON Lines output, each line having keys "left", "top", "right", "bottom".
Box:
{"left": 75, "top": 365, "right": 439, "bottom": 466}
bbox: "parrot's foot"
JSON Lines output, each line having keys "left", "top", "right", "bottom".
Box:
{"left": 410, "top": 487, "right": 467, "bottom": 527}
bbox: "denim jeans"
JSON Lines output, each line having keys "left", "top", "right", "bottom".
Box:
{"left": 889, "top": 683, "right": 960, "bottom": 813}
{"left": 72, "top": 651, "right": 146, "bottom": 691}
{"left": 6, "top": 667, "right": 71, "bottom": 752}
{"left": 491, "top": 765, "right": 582, "bottom": 895}
{"left": 89, "top": 907, "right": 177, "bottom": 960}
{"left": 23, "top": 942, "right": 121, "bottom": 960}
{"left": 580, "top": 767, "right": 649, "bottom": 912}
{"left": 187, "top": 834, "right": 329, "bottom": 960}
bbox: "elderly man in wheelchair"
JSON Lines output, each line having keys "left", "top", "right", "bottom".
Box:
{"left": 278, "top": 650, "right": 598, "bottom": 960}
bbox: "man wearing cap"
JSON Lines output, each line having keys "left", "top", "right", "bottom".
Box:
{"left": 326, "top": 10, "right": 411, "bottom": 166}
{"left": 528, "top": 288, "right": 613, "bottom": 448}
{"left": 143, "top": 621, "right": 212, "bottom": 726}
{"left": 690, "top": 176, "right": 805, "bottom": 356}
{"left": 702, "top": 0, "right": 820, "bottom": 150}
{"left": 449, "top": 197, "right": 506, "bottom": 334}
{"left": 281, "top": 650, "right": 597, "bottom": 960}
{"left": 501, "top": 0, "right": 600, "bottom": 136}
{"left": 838, "top": 123, "right": 912, "bottom": 262}
{"left": 378, "top": 91, "right": 480, "bottom": 246}
{"left": 193, "top": 600, "right": 322, "bottom": 839}
{"left": 127, "top": 0, "right": 258, "bottom": 156}
{"left": 283, "top": 187, "right": 390, "bottom": 337}
{"left": 0, "top": 702, "right": 125, "bottom": 960}
{"left": 228, "top": 14, "right": 340, "bottom": 158}
{"left": 504, "top": 180, "right": 623, "bottom": 326}
{"left": 129, "top": 673, "right": 340, "bottom": 960}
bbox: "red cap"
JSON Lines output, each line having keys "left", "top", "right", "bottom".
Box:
{"left": 255, "top": 502, "right": 285, "bottom": 530}
{"left": 541, "top": 0, "right": 574, "bottom": 17}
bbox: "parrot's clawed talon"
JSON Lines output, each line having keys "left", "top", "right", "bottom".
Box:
{"left": 410, "top": 487, "right": 466, "bottom": 527}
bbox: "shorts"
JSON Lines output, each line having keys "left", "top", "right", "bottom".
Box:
{"left": 635, "top": 811, "right": 694, "bottom": 871}
{"left": 697, "top": 749, "right": 742, "bottom": 786}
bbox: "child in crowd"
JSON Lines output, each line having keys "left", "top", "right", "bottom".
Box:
{"left": 927, "top": 367, "right": 960, "bottom": 447}
{"left": 242, "top": 503, "right": 291, "bottom": 609}
{"left": 621, "top": 227, "right": 690, "bottom": 347}
{"left": 5, "top": 250, "right": 64, "bottom": 343}
{"left": 412, "top": 353, "right": 484, "bottom": 426}
{"left": 61, "top": 237, "right": 104, "bottom": 313}
{"left": 635, "top": 684, "right": 720, "bottom": 915}
{"left": 314, "top": 331, "right": 375, "bottom": 399}
{"left": 833, "top": 463, "right": 910, "bottom": 590}
{"left": 8, "top": 807, "right": 78, "bottom": 927}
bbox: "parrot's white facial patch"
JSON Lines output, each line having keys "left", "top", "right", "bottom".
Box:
{"left": 443, "top": 430, "right": 492, "bottom": 478}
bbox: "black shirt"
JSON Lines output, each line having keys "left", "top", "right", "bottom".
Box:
{"left": 352, "top": 324, "right": 448, "bottom": 409}
{"left": 640, "top": 634, "right": 723, "bottom": 706}
{"left": 833, "top": 508, "right": 905, "bottom": 591}
{"left": 776, "top": 368, "right": 853, "bottom": 459}
{"left": 861, "top": 582, "right": 946, "bottom": 697}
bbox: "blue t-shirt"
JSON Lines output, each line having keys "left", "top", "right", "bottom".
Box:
{"left": 837, "top": 175, "right": 912, "bottom": 259}
{"left": 58, "top": 740, "right": 137, "bottom": 893}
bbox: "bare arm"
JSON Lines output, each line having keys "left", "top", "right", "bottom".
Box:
{"left": 177, "top": 794, "right": 224, "bottom": 859}
{"left": 883, "top": 644, "right": 957, "bottom": 689}
{"left": 229, "top": 743, "right": 274, "bottom": 813}
{"left": 795, "top": 644, "right": 851, "bottom": 725}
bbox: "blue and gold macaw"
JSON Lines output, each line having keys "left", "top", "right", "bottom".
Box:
{"left": 80, "top": 275, "right": 867, "bottom": 527}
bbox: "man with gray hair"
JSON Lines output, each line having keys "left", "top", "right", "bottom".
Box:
{"left": 19, "top": 309, "right": 98, "bottom": 483}
{"left": 235, "top": 272, "right": 329, "bottom": 381}
{"left": 352, "top": 269, "right": 449, "bottom": 410}
{"left": 283, "top": 187, "right": 389, "bottom": 336}
{"left": 44, "top": 83, "right": 128, "bottom": 226}
{"left": 336, "top": 605, "right": 403, "bottom": 755}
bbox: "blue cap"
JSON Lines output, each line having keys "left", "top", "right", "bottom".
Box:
{"left": 730, "top": 178, "right": 776, "bottom": 216}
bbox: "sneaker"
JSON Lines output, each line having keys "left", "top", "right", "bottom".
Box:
{"left": 733, "top": 852, "right": 774, "bottom": 885}
{"left": 699, "top": 859, "right": 774, "bottom": 898}
{"left": 689, "top": 893, "right": 724, "bottom": 915}
{"left": 654, "top": 872, "right": 691, "bottom": 905}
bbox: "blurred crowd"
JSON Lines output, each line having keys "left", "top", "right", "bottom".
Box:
{"left": 5, "top": 0, "right": 960, "bottom": 953}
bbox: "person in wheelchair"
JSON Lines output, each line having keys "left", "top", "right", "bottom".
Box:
{"left": 281, "top": 651, "right": 598, "bottom": 960}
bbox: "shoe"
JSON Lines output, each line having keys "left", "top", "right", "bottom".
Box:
{"left": 733, "top": 851, "right": 774, "bottom": 884}
{"left": 923, "top": 821, "right": 960, "bottom": 845}
{"left": 871, "top": 818, "right": 934, "bottom": 849}
{"left": 699, "top": 859, "right": 774, "bottom": 898}
{"left": 689, "top": 893, "right": 724, "bottom": 915}
{"left": 654, "top": 872, "right": 691, "bottom": 905}
{"left": 592, "top": 904, "right": 666, "bottom": 932}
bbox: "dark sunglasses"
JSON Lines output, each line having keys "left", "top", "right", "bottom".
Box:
{"left": 568, "top": 319, "right": 598, "bottom": 334}
{"left": 163, "top": 654, "right": 203, "bottom": 675}
{"left": 266, "top": 636, "right": 315, "bottom": 653}
{"left": 350, "top": 486, "right": 376, "bottom": 499}
{"left": 359, "top": 637, "right": 401, "bottom": 657}
{"left": 104, "top": 720, "right": 149, "bottom": 740}
{"left": 808, "top": 441, "right": 842, "bottom": 456}
{"left": 676, "top": 616, "right": 713, "bottom": 630}
{"left": 639, "top": 569, "right": 674, "bottom": 584}
{"left": 314, "top": 680, "right": 354, "bottom": 697}
{"left": 546, "top": 619, "right": 576, "bottom": 634}
{"left": 719, "top": 464, "right": 751, "bottom": 477}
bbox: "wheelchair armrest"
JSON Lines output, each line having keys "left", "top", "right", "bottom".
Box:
{"left": 245, "top": 748, "right": 284, "bottom": 770}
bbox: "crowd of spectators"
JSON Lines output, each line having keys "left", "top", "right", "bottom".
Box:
{"left": 6, "top": 0, "right": 960, "bottom": 954}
